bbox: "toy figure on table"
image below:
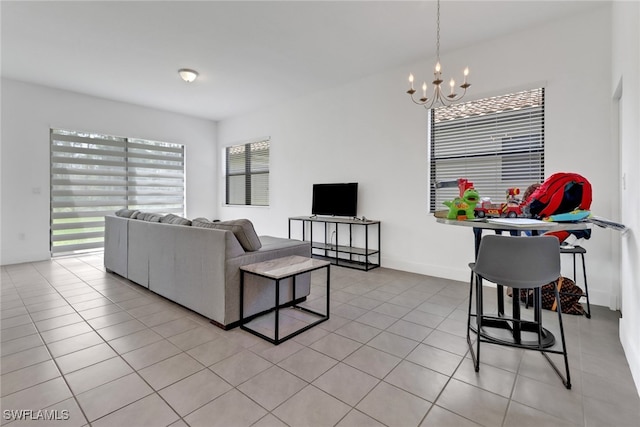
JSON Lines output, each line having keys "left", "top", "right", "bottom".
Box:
{"left": 442, "top": 179, "right": 480, "bottom": 220}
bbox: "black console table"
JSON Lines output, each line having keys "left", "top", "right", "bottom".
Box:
{"left": 288, "top": 216, "right": 380, "bottom": 271}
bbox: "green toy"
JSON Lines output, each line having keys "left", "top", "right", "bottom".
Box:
{"left": 443, "top": 188, "right": 480, "bottom": 220}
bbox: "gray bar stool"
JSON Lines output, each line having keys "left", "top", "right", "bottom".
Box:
{"left": 560, "top": 243, "right": 591, "bottom": 318}
{"left": 467, "top": 234, "right": 571, "bottom": 389}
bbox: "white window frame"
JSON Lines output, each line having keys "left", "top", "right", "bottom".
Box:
{"left": 224, "top": 138, "right": 270, "bottom": 207}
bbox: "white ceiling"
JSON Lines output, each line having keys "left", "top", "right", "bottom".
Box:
{"left": 1, "top": 0, "right": 606, "bottom": 121}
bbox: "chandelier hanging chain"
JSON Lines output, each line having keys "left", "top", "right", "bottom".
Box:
{"left": 436, "top": 0, "right": 440, "bottom": 65}
{"left": 406, "top": 0, "right": 470, "bottom": 109}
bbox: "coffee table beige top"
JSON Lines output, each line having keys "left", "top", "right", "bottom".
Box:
{"left": 240, "top": 255, "right": 330, "bottom": 280}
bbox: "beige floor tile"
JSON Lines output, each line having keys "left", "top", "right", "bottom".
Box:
{"left": 1, "top": 323, "right": 39, "bottom": 342}
{"left": 91, "top": 393, "right": 179, "bottom": 427}
{"left": 511, "top": 375, "right": 583, "bottom": 424}
{"left": 454, "top": 357, "right": 517, "bottom": 398}
{"left": 210, "top": 349, "right": 273, "bottom": 386}
{"left": 1, "top": 345, "right": 51, "bottom": 374}
{"left": 40, "top": 322, "right": 93, "bottom": 344}
{"left": 107, "top": 328, "right": 164, "bottom": 354}
{"left": 312, "top": 362, "right": 379, "bottom": 407}
{"left": 86, "top": 311, "right": 134, "bottom": 329}
{"left": 138, "top": 353, "right": 204, "bottom": 390}
{"left": 334, "top": 321, "right": 382, "bottom": 344}
{"left": 277, "top": 347, "right": 337, "bottom": 382}
{"left": 336, "top": 409, "right": 387, "bottom": 427}
{"left": 423, "top": 329, "right": 469, "bottom": 356}
{"left": 387, "top": 319, "right": 433, "bottom": 342}
{"left": 237, "top": 365, "right": 307, "bottom": 411}
{"left": 77, "top": 303, "right": 122, "bottom": 320}
{"left": 503, "top": 401, "right": 580, "bottom": 427}
{"left": 152, "top": 317, "right": 201, "bottom": 338}
{"left": 0, "top": 334, "right": 43, "bottom": 357}
{"left": 47, "top": 331, "right": 105, "bottom": 358}
{"left": 1, "top": 359, "right": 61, "bottom": 397}
{"left": 167, "top": 326, "right": 221, "bottom": 351}
{"left": 406, "top": 343, "right": 463, "bottom": 376}
{"left": 356, "top": 381, "right": 432, "bottom": 427}
{"left": 187, "top": 336, "right": 243, "bottom": 367}
{"left": 159, "top": 369, "right": 232, "bottom": 416}
{"left": 343, "top": 345, "right": 401, "bottom": 379}
{"left": 419, "top": 405, "right": 483, "bottom": 427}
{"left": 437, "top": 379, "right": 510, "bottom": 427}
{"left": 309, "top": 333, "right": 362, "bottom": 360}
{"left": 184, "top": 389, "right": 267, "bottom": 427}
{"left": 55, "top": 343, "right": 117, "bottom": 374}
{"left": 367, "top": 331, "right": 419, "bottom": 358}
{"left": 96, "top": 318, "right": 148, "bottom": 341}
{"left": 29, "top": 305, "right": 76, "bottom": 322}
{"left": 75, "top": 373, "right": 153, "bottom": 422}
{"left": 385, "top": 360, "right": 449, "bottom": 402}
{"left": 273, "top": 385, "right": 351, "bottom": 427}
{"left": 1, "top": 377, "right": 72, "bottom": 416}
{"left": 122, "top": 339, "right": 181, "bottom": 370}
{"left": 64, "top": 356, "right": 134, "bottom": 395}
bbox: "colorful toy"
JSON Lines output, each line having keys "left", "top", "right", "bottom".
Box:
{"left": 474, "top": 187, "right": 525, "bottom": 218}
{"left": 443, "top": 187, "right": 480, "bottom": 220}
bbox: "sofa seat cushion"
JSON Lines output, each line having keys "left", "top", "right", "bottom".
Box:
{"left": 192, "top": 218, "right": 262, "bottom": 252}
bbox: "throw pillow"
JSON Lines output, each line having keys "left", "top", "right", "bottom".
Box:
{"left": 135, "top": 212, "right": 163, "bottom": 222}
{"left": 115, "top": 208, "right": 139, "bottom": 218}
{"left": 191, "top": 218, "right": 262, "bottom": 251}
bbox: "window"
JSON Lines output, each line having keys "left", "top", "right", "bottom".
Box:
{"left": 429, "top": 88, "right": 545, "bottom": 211}
{"left": 50, "top": 129, "right": 185, "bottom": 255}
{"left": 225, "top": 139, "right": 270, "bottom": 206}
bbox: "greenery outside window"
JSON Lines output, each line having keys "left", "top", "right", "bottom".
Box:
{"left": 225, "top": 139, "right": 270, "bottom": 206}
{"left": 429, "top": 88, "right": 545, "bottom": 212}
{"left": 50, "top": 129, "right": 185, "bottom": 255}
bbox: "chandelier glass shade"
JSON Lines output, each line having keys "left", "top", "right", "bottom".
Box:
{"left": 407, "top": 0, "right": 470, "bottom": 109}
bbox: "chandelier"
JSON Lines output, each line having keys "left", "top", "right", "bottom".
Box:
{"left": 406, "top": 0, "right": 470, "bottom": 108}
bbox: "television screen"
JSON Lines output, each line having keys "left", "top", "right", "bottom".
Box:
{"left": 312, "top": 183, "right": 358, "bottom": 217}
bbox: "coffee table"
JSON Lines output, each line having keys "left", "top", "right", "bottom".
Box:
{"left": 240, "top": 255, "right": 330, "bottom": 345}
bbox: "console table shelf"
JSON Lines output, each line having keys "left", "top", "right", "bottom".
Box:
{"left": 288, "top": 216, "right": 380, "bottom": 271}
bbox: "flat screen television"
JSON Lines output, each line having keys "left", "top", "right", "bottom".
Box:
{"left": 312, "top": 183, "right": 358, "bottom": 217}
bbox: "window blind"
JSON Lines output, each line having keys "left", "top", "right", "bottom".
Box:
{"left": 430, "top": 88, "right": 545, "bottom": 211}
{"left": 50, "top": 129, "right": 185, "bottom": 255}
{"left": 225, "top": 139, "right": 270, "bottom": 206}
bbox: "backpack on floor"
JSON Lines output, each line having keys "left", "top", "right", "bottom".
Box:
{"left": 525, "top": 172, "right": 592, "bottom": 219}
{"left": 518, "top": 276, "right": 585, "bottom": 315}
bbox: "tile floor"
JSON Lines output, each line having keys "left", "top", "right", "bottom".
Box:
{"left": 1, "top": 253, "right": 639, "bottom": 427}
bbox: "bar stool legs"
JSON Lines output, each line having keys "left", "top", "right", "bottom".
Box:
{"left": 560, "top": 244, "right": 591, "bottom": 318}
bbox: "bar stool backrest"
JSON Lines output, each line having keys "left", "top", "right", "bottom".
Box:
{"left": 474, "top": 235, "right": 561, "bottom": 289}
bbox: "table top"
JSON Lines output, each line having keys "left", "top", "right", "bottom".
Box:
{"left": 436, "top": 217, "right": 590, "bottom": 232}
{"left": 240, "top": 255, "right": 330, "bottom": 279}
{"left": 289, "top": 216, "right": 379, "bottom": 225}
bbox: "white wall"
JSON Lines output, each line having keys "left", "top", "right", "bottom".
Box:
{"left": 0, "top": 79, "right": 218, "bottom": 265}
{"left": 612, "top": 0, "right": 640, "bottom": 396}
{"left": 218, "top": 6, "right": 617, "bottom": 303}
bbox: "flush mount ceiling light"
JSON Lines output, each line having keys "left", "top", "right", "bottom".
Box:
{"left": 178, "top": 68, "right": 199, "bottom": 83}
{"left": 406, "top": 0, "right": 470, "bottom": 109}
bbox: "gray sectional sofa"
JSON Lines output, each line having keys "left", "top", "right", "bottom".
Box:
{"left": 104, "top": 212, "right": 311, "bottom": 328}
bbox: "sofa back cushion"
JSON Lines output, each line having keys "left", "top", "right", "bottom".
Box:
{"left": 135, "top": 212, "right": 164, "bottom": 222}
{"left": 160, "top": 213, "right": 192, "bottom": 226}
{"left": 192, "top": 218, "right": 262, "bottom": 252}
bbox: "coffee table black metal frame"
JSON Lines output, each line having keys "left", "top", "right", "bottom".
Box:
{"left": 240, "top": 255, "right": 330, "bottom": 345}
